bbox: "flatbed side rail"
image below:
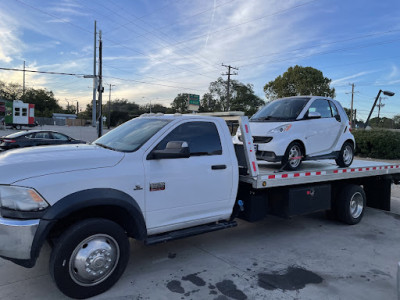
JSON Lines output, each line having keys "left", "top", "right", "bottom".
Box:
{"left": 240, "top": 162, "right": 400, "bottom": 189}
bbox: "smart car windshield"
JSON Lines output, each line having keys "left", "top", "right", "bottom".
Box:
{"left": 251, "top": 97, "right": 310, "bottom": 121}
{"left": 93, "top": 117, "right": 171, "bottom": 152}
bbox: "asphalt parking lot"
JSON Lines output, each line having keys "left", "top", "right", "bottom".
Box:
{"left": 1, "top": 125, "right": 400, "bottom": 299}
{"left": 0, "top": 189, "right": 398, "bottom": 300}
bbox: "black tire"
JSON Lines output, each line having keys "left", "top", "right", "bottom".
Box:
{"left": 336, "top": 185, "right": 366, "bottom": 225}
{"left": 336, "top": 141, "right": 354, "bottom": 168}
{"left": 49, "top": 218, "right": 130, "bottom": 299}
{"left": 282, "top": 142, "right": 303, "bottom": 171}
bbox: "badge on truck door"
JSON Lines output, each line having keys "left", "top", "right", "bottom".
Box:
{"left": 150, "top": 182, "right": 165, "bottom": 191}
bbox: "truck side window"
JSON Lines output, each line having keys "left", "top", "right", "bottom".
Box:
{"left": 155, "top": 121, "right": 222, "bottom": 156}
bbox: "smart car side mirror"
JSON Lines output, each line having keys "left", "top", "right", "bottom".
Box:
{"left": 307, "top": 111, "right": 321, "bottom": 119}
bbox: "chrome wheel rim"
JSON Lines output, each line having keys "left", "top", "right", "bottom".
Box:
{"left": 343, "top": 145, "right": 353, "bottom": 165}
{"left": 69, "top": 234, "right": 120, "bottom": 286}
{"left": 288, "top": 145, "right": 302, "bottom": 168}
{"left": 349, "top": 192, "right": 363, "bottom": 219}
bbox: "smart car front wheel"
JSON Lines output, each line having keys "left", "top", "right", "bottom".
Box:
{"left": 282, "top": 142, "right": 303, "bottom": 171}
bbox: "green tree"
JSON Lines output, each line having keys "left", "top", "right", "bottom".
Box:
{"left": 263, "top": 65, "right": 335, "bottom": 100}
{"left": 171, "top": 93, "right": 189, "bottom": 113}
{"left": 230, "top": 82, "right": 265, "bottom": 116}
{"left": 201, "top": 78, "right": 264, "bottom": 116}
{"left": 369, "top": 117, "right": 394, "bottom": 129}
{"left": 0, "top": 81, "right": 23, "bottom": 100}
{"left": 22, "top": 88, "right": 63, "bottom": 117}
{"left": 393, "top": 114, "right": 400, "bottom": 129}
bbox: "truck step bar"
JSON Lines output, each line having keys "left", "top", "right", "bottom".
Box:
{"left": 145, "top": 220, "right": 237, "bottom": 245}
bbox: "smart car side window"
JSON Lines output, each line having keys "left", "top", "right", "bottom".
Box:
{"left": 329, "top": 101, "right": 341, "bottom": 122}
{"left": 308, "top": 99, "right": 332, "bottom": 118}
{"left": 154, "top": 121, "right": 222, "bottom": 156}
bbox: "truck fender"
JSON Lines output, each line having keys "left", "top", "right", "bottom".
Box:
{"left": 29, "top": 188, "right": 147, "bottom": 268}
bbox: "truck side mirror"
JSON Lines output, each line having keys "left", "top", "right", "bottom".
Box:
{"left": 147, "top": 141, "right": 190, "bottom": 160}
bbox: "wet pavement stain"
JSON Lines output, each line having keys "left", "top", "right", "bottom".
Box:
{"left": 167, "top": 280, "right": 185, "bottom": 294}
{"left": 384, "top": 212, "right": 400, "bottom": 220}
{"left": 258, "top": 266, "right": 323, "bottom": 291}
{"left": 214, "top": 295, "right": 229, "bottom": 300}
{"left": 182, "top": 273, "right": 206, "bottom": 287}
{"left": 216, "top": 280, "right": 247, "bottom": 300}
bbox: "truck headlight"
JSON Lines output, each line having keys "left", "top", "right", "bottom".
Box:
{"left": 0, "top": 185, "right": 49, "bottom": 212}
{"left": 269, "top": 124, "right": 292, "bottom": 133}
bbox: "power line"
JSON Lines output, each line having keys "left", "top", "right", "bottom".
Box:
{"left": 95, "top": 1, "right": 221, "bottom": 71}
{"left": 228, "top": 28, "right": 400, "bottom": 64}
{"left": 0, "top": 67, "right": 85, "bottom": 77}
{"left": 237, "top": 37, "right": 400, "bottom": 69}
{"left": 13, "top": 0, "right": 216, "bottom": 80}
{"left": 104, "top": 75, "right": 203, "bottom": 92}
{"left": 147, "top": 0, "right": 320, "bottom": 53}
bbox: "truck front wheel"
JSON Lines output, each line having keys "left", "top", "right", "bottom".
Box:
{"left": 49, "top": 218, "right": 130, "bottom": 299}
{"left": 336, "top": 185, "right": 366, "bottom": 225}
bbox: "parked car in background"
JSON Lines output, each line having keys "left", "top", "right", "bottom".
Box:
{"left": 0, "top": 130, "right": 86, "bottom": 150}
{"left": 233, "top": 96, "right": 355, "bottom": 170}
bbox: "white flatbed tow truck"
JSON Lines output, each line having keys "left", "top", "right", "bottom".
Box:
{"left": 0, "top": 114, "right": 399, "bottom": 299}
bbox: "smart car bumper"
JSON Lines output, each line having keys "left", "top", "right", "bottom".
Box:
{"left": 256, "top": 150, "right": 283, "bottom": 162}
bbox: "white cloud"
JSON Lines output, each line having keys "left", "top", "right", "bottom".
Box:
{"left": 331, "top": 71, "right": 375, "bottom": 85}
{"left": 0, "top": 11, "right": 23, "bottom": 63}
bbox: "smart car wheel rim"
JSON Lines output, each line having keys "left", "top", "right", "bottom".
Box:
{"left": 69, "top": 234, "right": 120, "bottom": 286}
{"left": 289, "top": 145, "right": 301, "bottom": 168}
{"left": 349, "top": 192, "right": 363, "bottom": 219}
{"left": 343, "top": 145, "right": 353, "bottom": 165}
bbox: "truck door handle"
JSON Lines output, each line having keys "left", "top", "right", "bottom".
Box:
{"left": 212, "top": 164, "right": 226, "bottom": 170}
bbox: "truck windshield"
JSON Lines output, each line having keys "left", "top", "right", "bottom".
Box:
{"left": 93, "top": 118, "right": 171, "bottom": 152}
{"left": 251, "top": 97, "right": 310, "bottom": 121}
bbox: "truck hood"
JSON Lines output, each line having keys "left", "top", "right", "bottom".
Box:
{"left": 0, "top": 144, "right": 125, "bottom": 184}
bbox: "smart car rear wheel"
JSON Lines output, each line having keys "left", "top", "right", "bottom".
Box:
{"left": 336, "top": 141, "right": 354, "bottom": 168}
{"left": 282, "top": 142, "right": 303, "bottom": 171}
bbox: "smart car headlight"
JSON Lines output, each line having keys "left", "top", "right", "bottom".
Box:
{"left": 0, "top": 185, "right": 49, "bottom": 212}
{"left": 269, "top": 124, "right": 292, "bottom": 133}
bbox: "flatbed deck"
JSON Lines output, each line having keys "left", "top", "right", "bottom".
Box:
{"left": 240, "top": 159, "right": 400, "bottom": 188}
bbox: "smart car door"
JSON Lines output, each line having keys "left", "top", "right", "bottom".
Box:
{"left": 304, "top": 99, "right": 342, "bottom": 155}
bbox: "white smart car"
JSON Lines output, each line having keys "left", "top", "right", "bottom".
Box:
{"left": 233, "top": 96, "right": 355, "bottom": 170}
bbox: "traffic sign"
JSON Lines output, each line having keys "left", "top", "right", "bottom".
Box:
{"left": 188, "top": 94, "right": 200, "bottom": 111}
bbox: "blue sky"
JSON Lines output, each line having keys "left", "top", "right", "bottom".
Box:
{"left": 0, "top": 0, "right": 399, "bottom": 120}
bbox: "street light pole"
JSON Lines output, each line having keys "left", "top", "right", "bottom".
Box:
{"left": 364, "top": 90, "right": 395, "bottom": 129}
{"left": 108, "top": 84, "right": 115, "bottom": 129}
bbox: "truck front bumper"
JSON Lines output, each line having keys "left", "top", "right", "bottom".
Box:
{"left": 0, "top": 216, "right": 39, "bottom": 260}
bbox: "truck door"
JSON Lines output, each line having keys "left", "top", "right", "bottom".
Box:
{"left": 143, "top": 120, "right": 235, "bottom": 233}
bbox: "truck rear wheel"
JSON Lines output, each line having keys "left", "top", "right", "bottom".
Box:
{"left": 336, "top": 184, "right": 366, "bottom": 225}
{"left": 49, "top": 218, "right": 130, "bottom": 299}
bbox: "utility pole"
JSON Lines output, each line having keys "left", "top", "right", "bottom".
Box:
{"left": 108, "top": 84, "right": 115, "bottom": 129}
{"left": 22, "top": 61, "right": 26, "bottom": 97}
{"left": 98, "top": 30, "right": 103, "bottom": 138}
{"left": 377, "top": 96, "right": 386, "bottom": 119}
{"left": 92, "top": 21, "right": 97, "bottom": 127}
{"left": 353, "top": 109, "right": 357, "bottom": 127}
{"left": 76, "top": 101, "right": 79, "bottom": 115}
{"left": 221, "top": 63, "right": 238, "bottom": 111}
{"left": 350, "top": 83, "right": 354, "bottom": 128}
